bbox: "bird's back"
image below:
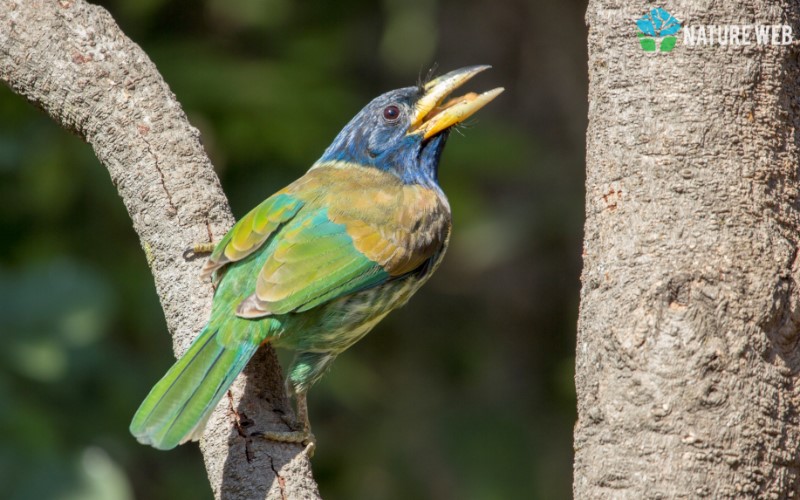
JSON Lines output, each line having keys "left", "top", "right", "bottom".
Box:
{"left": 211, "top": 161, "right": 453, "bottom": 390}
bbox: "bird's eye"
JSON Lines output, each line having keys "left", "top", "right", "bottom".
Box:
{"left": 383, "top": 105, "right": 401, "bottom": 122}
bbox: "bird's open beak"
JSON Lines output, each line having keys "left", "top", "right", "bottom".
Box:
{"left": 408, "top": 65, "right": 504, "bottom": 140}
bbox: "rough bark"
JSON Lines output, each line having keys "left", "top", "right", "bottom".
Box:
{"left": 576, "top": 1, "right": 800, "bottom": 498}
{"left": 0, "top": 1, "right": 321, "bottom": 498}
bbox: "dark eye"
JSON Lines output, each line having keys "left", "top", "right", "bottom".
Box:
{"left": 383, "top": 105, "right": 400, "bottom": 122}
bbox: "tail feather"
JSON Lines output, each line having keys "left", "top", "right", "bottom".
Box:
{"left": 130, "top": 324, "right": 261, "bottom": 450}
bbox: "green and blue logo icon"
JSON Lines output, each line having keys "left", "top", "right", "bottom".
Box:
{"left": 636, "top": 7, "right": 681, "bottom": 52}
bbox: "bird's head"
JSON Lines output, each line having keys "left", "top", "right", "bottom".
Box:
{"left": 316, "top": 66, "right": 503, "bottom": 188}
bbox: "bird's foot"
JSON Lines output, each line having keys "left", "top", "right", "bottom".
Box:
{"left": 183, "top": 242, "right": 216, "bottom": 260}
{"left": 254, "top": 429, "right": 316, "bottom": 458}
{"left": 254, "top": 390, "right": 316, "bottom": 456}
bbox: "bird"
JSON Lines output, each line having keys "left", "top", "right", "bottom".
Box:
{"left": 130, "top": 66, "right": 503, "bottom": 452}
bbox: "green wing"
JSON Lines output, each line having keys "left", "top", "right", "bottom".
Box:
{"left": 202, "top": 192, "right": 304, "bottom": 281}
{"left": 236, "top": 208, "right": 391, "bottom": 317}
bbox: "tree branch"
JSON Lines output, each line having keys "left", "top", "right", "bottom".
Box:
{"left": 576, "top": 1, "right": 800, "bottom": 497}
{"left": 0, "top": 1, "right": 321, "bottom": 498}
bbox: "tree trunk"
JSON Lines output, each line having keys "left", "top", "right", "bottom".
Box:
{"left": 0, "top": 1, "right": 320, "bottom": 498}
{"left": 576, "top": 1, "right": 800, "bottom": 497}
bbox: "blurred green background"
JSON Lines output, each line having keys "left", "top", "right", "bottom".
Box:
{"left": 0, "top": 0, "right": 587, "bottom": 498}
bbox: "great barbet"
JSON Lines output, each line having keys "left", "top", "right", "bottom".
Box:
{"left": 130, "top": 66, "right": 503, "bottom": 451}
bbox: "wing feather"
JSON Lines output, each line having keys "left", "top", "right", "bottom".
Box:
{"left": 201, "top": 193, "right": 304, "bottom": 280}
{"left": 237, "top": 209, "right": 390, "bottom": 317}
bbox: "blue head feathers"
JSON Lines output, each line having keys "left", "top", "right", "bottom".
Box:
{"left": 315, "top": 66, "right": 503, "bottom": 188}
{"left": 317, "top": 86, "right": 449, "bottom": 188}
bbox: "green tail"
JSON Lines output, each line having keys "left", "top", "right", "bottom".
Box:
{"left": 130, "top": 324, "right": 262, "bottom": 450}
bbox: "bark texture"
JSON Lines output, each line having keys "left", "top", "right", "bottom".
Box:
{"left": 576, "top": 2, "right": 800, "bottom": 498}
{"left": 0, "top": 1, "right": 320, "bottom": 498}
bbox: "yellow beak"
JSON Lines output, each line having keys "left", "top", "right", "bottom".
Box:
{"left": 409, "top": 65, "right": 504, "bottom": 140}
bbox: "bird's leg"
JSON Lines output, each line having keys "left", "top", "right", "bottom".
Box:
{"left": 254, "top": 353, "right": 328, "bottom": 456}
{"left": 295, "top": 392, "right": 316, "bottom": 456}
{"left": 254, "top": 390, "right": 316, "bottom": 457}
